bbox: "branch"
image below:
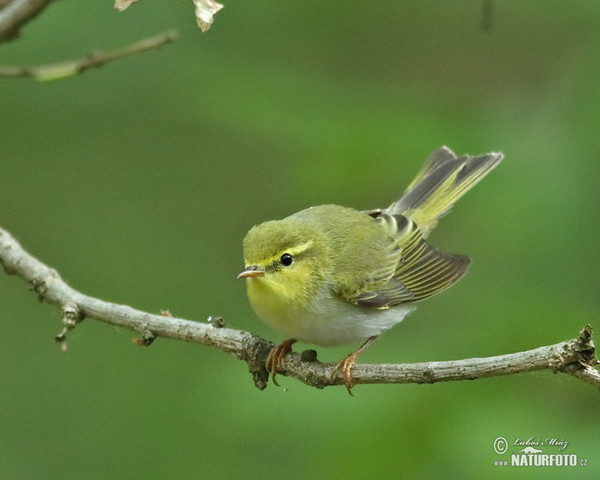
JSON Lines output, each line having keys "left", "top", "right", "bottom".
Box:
{"left": 0, "top": 0, "right": 54, "bottom": 43}
{"left": 1, "top": 225, "right": 598, "bottom": 392}
{"left": 0, "top": 30, "right": 178, "bottom": 80}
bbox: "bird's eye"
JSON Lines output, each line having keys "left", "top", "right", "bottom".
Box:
{"left": 280, "top": 253, "right": 293, "bottom": 267}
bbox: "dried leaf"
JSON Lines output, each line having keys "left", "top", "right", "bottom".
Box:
{"left": 194, "top": 0, "right": 224, "bottom": 32}
{"left": 114, "top": 0, "right": 140, "bottom": 12}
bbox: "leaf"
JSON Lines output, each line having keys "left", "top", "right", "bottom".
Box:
{"left": 114, "top": 0, "right": 140, "bottom": 12}
{"left": 194, "top": 0, "right": 224, "bottom": 32}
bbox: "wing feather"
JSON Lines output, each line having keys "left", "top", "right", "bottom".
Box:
{"left": 348, "top": 213, "right": 470, "bottom": 309}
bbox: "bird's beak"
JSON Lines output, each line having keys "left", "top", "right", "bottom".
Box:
{"left": 237, "top": 265, "right": 265, "bottom": 279}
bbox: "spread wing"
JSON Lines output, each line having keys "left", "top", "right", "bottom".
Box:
{"left": 345, "top": 212, "right": 470, "bottom": 309}
{"left": 344, "top": 147, "right": 501, "bottom": 309}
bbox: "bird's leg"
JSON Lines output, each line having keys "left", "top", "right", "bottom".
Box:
{"left": 265, "top": 339, "right": 297, "bottom": 386}
{"left": 332, "top": 336, "right": 379, "bottom": 395}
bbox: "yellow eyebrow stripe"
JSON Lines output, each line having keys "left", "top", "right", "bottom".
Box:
{"left": 263, "top": 240, "right": 314, "bottom": 266}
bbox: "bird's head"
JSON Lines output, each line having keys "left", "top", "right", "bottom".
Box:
{"left": 238, "top": 218, "right": 331, "bottom": 302}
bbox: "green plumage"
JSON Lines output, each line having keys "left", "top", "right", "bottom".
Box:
{"left": 241, "top": 146, "right": 503, "bottom": 347}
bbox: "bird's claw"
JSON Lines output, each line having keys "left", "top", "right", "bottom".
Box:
{"left": 332, "top": 353, "right": 359, "bottom": 396}
{"left": 265, "top": 339, "right": 297, "bottom": 386}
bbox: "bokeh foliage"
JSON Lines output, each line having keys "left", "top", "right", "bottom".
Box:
{"left": 1, "top": 1, "right": 599, "bottom": 478}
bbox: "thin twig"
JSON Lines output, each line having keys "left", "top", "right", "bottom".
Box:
{"left": 0, "top": 30, "right": 179, "bottom": 80}
{"left": 0, "top": 0, "right": 55, "bottom": 43}
{"left": 0, "top": 225, "right": 598, "bottom": 391}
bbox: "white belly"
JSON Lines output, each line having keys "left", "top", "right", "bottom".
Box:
{"left": 250, "top": 288, "right": 415, "bottom": 347}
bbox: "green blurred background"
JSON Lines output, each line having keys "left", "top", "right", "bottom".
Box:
{"left": 1, "top": 1, "right": 599, "bottom": 478}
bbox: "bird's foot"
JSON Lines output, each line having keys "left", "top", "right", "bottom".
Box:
{"left": 265, "top": 339, "right": 297, "bottom": 386}
{"left": 332, "top": 353, "right": 360, "bottom": 396}
{"left": 331, "top": 335, "right": 379, "bottom": 396}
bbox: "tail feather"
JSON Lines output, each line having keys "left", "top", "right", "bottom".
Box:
{"left": 387, "top": 146, "right": 503, "bottom": 237}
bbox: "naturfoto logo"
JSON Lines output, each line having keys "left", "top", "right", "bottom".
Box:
{"left": 493, "top": 436, "right": 588, "bottom": 468}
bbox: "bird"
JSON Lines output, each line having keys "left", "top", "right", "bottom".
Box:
{"left": 238, "top": 146, "right": 503, "bottom": 393}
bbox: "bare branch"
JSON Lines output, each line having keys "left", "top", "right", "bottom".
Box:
{"left": 0, "top": 0, "right": 54, "bottom": 43}
{"left": 1, "top": 225, "right": 598, "bottom": 392}
{"left": 0, "top": 30, "right": 179, "bottom": 80}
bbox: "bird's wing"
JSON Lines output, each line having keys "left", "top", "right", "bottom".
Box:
{"left": 344, "top": 213, "right": 470, "bottom": 309}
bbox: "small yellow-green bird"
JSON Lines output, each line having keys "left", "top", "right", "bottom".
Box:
{"left": 238, "top": 146, "right": 502, "bottom": 392}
